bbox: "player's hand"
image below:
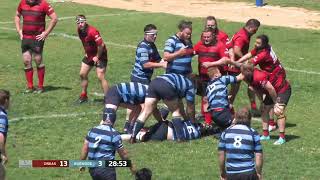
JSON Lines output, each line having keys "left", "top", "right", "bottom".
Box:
{"left": 257, "top": 173, "right": 263, "bottom": 180}
{"left": 1, "top": 154, "right": 8, "bottom": 165}
{"left": 129, "top": 164, "right": 136, "bottom": 175}
{"left": 92, "top": 56, "right": 99, "bottom": 65}
{"left": 36, "top": 31, "right": 48, "bottom": 41}
{"left": 18, "top": 29, "right": 23, "bottom": 40}
{"left": 220, "top": 172, "right": 226, "bottom": 180}
{"left": 160, "top": 61, "right": 167, "bottom": 68}
{"left": 79, "top": 167, "right": 85, "bottom": 172}
{"left": 202, "top": 62, "right": 211, "bottom": 68}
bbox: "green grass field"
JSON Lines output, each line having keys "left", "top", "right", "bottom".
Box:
{"left": 1, "top": 0, "right": 320, "bottom": 179}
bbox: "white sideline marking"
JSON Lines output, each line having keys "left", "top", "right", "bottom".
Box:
{"left": 0, "top": 12, "right": 145, "bottom": 24}
{"left": 10, "top": 111, "right": 100, "bottom": 123}
{"left": 0, "top": 27, "right": 319, "bottom": 75}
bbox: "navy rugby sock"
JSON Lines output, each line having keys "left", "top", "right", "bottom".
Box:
{"left": 132, "top": 121, "right": 144, "bottom": 138}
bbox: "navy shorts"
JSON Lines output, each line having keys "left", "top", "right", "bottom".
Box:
{"left": 82, "top": 56, "right": 108, "bottom": 68}
{"left": 104, "top": 86, "right": 122, "bottom": 106}
{"left": 21, "top": 38, "right": 44, "bottom": 54}
{"left": 227, "top": 170, "right": 258, "bottom": 180}
{"left": 142, "top": 121, "right": 169, "bottom": 141}
{"left": 211, "top": 108, "right": 232, "bottom": 129}
{"left": 277, "top": 85, "right": 291, "bottom": 105}
{"left": 130, "top": 75, "right": 150, "bottom": 85}
{"left": 147, "top": 78, "right": 177, "bottom": 100}
{"left": 89, "top": 167, "right": 116, "bottom": 180}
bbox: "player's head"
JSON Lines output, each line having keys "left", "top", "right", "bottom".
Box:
{"left": 240, "top": 64, "right": 254, "bottom": 83}
{"left": 201, "top": 27, "right": 216, "bottom": 45}
{"left": 234, "top": 107, "right": 252, "bottom": 126}
{"left": 26, "top": 0, "right": 39, "bottom": 6}
{"left": 178, "top": 20, "right": 192, "bottom": 42}
{"left": 144, "top": 24, "right": 158, "bottom": 43}
{"left": 76, "top": 15, "right": 88, "bottom": 31}
{"left": 135, "top": 168, "right": 152, "bottom": 180}
{"left": 102, "top": 108, "right": 116, "bottom": 126}
{"left": 0, "top": 89, "right": 10, "bottom": 110}
{"left": 255, "top": 34, "right": 269, "bottom": 50}
{"left": 207, "top": 67, "right": 221, "bottom": 79}
{"left": 245, "top": 19, "right": 260, "bottom": 35}
{"left": 205, "top": 16, "right": 218, "bottom": 32}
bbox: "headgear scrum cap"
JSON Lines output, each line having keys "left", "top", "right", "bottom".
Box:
{"left": 76, "top": 15, "right": 86, "bottom": 24}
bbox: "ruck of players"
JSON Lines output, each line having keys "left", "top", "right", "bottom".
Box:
{"left": 3, "top": 1, "right": 295, "bottom": 179}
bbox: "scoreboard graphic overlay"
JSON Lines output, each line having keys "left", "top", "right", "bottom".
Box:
{"left": 19, "top": 160, "right": 131, "bottom": 168}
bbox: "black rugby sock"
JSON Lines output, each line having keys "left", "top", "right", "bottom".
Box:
{"left": 132, "top": 120, "right": 144, "bottom": 138}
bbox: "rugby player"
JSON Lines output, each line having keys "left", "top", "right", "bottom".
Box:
{"left": 130, "top": 73, "right": 196, "bottom": 143}
{"left": 205, "top": 16, "right": 229, "bottom": 44}
{"left": 0, "top": 90, "right": 10, "bottom": 179}
{"left": 218, "top": 108, "right": 263, "bottom": 180}
{"left": 193, "top": 27, "right": 229, "bottom": 126}
{"left": 14, "top": 0, "right": 58, "bottom": 93}
{"left": 76, "top": 15, "right": 109, "bottom": 103}
{"left": 226, "top": 19, "right": 260, "bottom": 116}
{"left": 80, "top": 117, "right": 136, "bottom": 180}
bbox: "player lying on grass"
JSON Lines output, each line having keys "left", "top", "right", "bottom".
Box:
{"left": 103, "top": 82, "right": 164, "bottom": 133}
{"left": 130, "top": 73, "right": 196, "bottom": 143}
{"left": 121, "top": 118, "right": 220, "bottom": 142}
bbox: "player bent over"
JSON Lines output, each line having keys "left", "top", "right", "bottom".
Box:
{"left": 80, "top": 117, "right": 135, "bottom": 180}
{"left": 76, "top": 15, "right": 109, "bottom": 103}
{"left": 103, "top": 82, "right": 163, "bottom": 133}
{"left": 130, "top": 73, "right": 196, "bottom": 143}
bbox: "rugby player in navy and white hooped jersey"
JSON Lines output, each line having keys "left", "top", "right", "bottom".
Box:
{"left": 163, "top": 20, "right": 195, "bottom": 77}
{"left": 80, "top": 117, "right": 136, "bottom": 180}
{"left": 218, "top": 108, "right": 263, "bottom": 180}
{"left": 0, "top": 90, "right": 10, "bottom": 179}
{"left": 76, "top": 15, "right": 109, "bottom": 104}
{"left": 130, "top": 24, "right": 167, "bottom": 85}
{"left": 130, "top": 73, "right": 196, "bottom": 143}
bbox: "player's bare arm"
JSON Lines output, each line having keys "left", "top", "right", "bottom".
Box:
{"left": 218, "top": 150, "right": 226, "bottom": 180}
{"left": 93, "top": 42, "right": 106, "bottom": 63}
{"left": 233, "top": 46, "right": 243, "bottom": 58}
{"left": 0, "top": 133, "right": 7, "bottom": 165}
{"left": 163, "top": 48, "right": 192, "bottom": 62}
{"left": 202, "top": 57, "right": 230, "bottom": 68}
{"left": 186, "top": 102, "right": 196, "bottom": 123}
{"left": 237, "top": 52, "right": 253, "bottom": 63}
{"left": 255, "top": 152, "right": 263, "bottom": 179}
{"left": 143, "top": 61, "right": 167, "bottom": 69}
{"left": 36, "top": 12, "right": 58, "bottom": 41}
{"left": 118, "top": 148, "right": 136, "bottom": 175}
{"left": 79, "top": 140, "right": 89, "bottom": 172}
{"left": 14, "top": 11, "right": 23, "bottom": 40}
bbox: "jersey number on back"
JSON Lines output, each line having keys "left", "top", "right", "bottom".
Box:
{"left": 233, "top": 136, "right": 242, "bottom": 148}
{"left": 93, "top": 136, "right": 102, "bottom": 148}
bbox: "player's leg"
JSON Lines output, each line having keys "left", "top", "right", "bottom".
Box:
{"left": 95, "top": 65, "right": 109, "bottom": 95}
{"left": 120, "top": 103, "right": 142, "bottom": 133}
{"left": 79, "top": 61, "right": 92, "bottom": 103}
{"left": 248, "top": 86, "right": 260, "bottom": 117}
{"left": 268, "top": 107, "right": 276, "bottom": 131}
{"left": 33, "top": 40, "right": 45, "bottom": 93}
{"left": 202, "top": 96, "right": 212, "bottom": 126}
{"left": 229, "top": 81, "right": 241, "bottom": 110}
{"left": 21, "top": 39, "right": 34, "bottom": 92}
{"left": 260, "top": 94, "right": 274, "bottom": 140}
{"left": 0, "top": 163, "right": 5, "bottom": 180}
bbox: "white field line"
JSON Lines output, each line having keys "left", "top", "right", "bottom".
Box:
{"left": 0, "top": 27, "right": 319, "bottom": 75}
{"left": 0, "top": 12, "right": 145, "bottom": 24}
{"left": 10, "top": 111, "right": 100, "bottom": 122}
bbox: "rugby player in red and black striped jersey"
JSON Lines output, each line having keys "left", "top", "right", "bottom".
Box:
{"left": 14, "top": 0, "right": 58, "bottom": 93}
{"left": 76, "top": 15, "right": 109, "bottom": 103}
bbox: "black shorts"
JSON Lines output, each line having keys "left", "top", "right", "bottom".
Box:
{"left": 104, "top": 86, "right": 122, "bottom": 106}
{"left": 21, "top": 38, "right": 44, "bottom": 54}
{"left": 196, "top": 79, "right": 208, "bottom": 97}
{"left": 211, "top": 108, "right": 232, "bottom": 129}
{"left": 147, "top": 78, "right": 177, "bottom": 100}
{"left": 142, "top": 121, "right": 169, "bottom": 141}
{"left": 227, "top": 170, "right": 258, "bottom": 180}
{"left": 277, "top": 85, "right": 291, "bottom": 105}
{"left": 82, "top": 56, "right": 108, "bottom": 68}
{"left": 89, "top": 167, "right": 116, "bottom": 180}
{"left": 130, "top": 75, "right": 150, "bottom": 85}
{"left": 263, "top": 94, "right": 274, "bottom": 106}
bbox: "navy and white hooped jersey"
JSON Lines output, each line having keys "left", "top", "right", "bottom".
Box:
{"left": 116, "top": 82, "right": 148, "bottom": 104}
{"left": 0, "top": 107, "right": 8, "bottom": 137}
{"left": 164, "top": 35, "right": 193, "bottom": 76}
{"left": 172, "top": 120, "right": 200, "bottom": 140}
{"left": 131, "top": 39, "right": 161, "bottom": 81}
{"left": 206, "top": 75, "right": 237, "bottom": 110}
{"left": 86, "top": 124, "right": 123, "bottom": 160}
{"left": 218, "top": 124, "right": 262, "bottom": 174}
{"left": 157, "top": 73, "right": 195, "bottom": 103}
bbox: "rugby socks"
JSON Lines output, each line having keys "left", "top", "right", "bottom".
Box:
{"left": 279, "top": 132, "right": 285, "bottom": 139}
{"left": 263, "top": 129, "right": 269, "bottom": 136}
{"left": 204, "top": 112, "right": 212, "bottom": 125}
{"left": 123, "top": 120, "right": 130, "bottom": 132}
{"left": 37, "top": 66, "right": 45, "bottom": 89}
{"left": 24, "top": 67, "right": 34, "bottom": 89}
{"left": 80, "top": 92, "right": 87, "bottom": 98}
{"left": 269, "top": 119, "right": 276, "bottom": 126}
{"left": 132, "top": 120, "right": 144, "bottom": 138}
{"left": 251, "top": 101, "right": 257, "bottom": 110}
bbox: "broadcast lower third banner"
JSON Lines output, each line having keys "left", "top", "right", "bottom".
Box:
{"left": 19, "top": 160, "right": 130, "bottom": 168}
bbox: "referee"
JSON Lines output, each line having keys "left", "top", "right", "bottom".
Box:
{"left": 218, "top": 108, "right": 263, "bottom": 180}
{"left": 80, "top": 115, "right": 135, "bottom": 180}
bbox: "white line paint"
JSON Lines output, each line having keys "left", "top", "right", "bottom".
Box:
{"left": 10, "top": 111, "right": 100, "bottom": 123}
{"left": 0, "top": 27, "right": 319, "bottom": 75}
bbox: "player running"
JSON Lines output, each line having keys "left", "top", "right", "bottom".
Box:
{"left": 76, "top": 15, "right": 109, "bottom": 103}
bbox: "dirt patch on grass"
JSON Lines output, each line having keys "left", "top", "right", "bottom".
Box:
{"left": 72, "top": 0, "right": 320, "bottom": 30}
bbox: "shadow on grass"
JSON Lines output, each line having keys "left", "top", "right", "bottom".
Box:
{"left": 286, "top": 122, "right": 297, "bottom": 128}
{"left": 270, "top": 134, "right": 300, "bottom": 142}
{"left": 45, "top": 85, "right": 72, "bottom": 92}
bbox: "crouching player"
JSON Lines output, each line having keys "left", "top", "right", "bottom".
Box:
{"left": 130, "top": 73, "right": 196, "bottom": 143}
{"left": 80, "top": 117, "right": 136, "bottom": 180}
{"left": 240, "top": 64, "right": 291, "bottom": 145}
{"left": 104, "top": 82, "right": 163, "bottom": 133}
